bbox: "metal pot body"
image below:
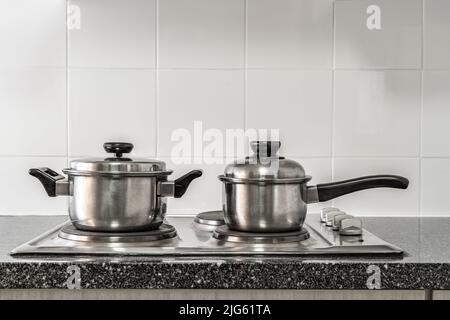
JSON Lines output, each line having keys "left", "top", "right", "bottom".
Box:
{"left": 222, "top": 181, "right": 308, "bottom": 233}
{"left": 68, "top": 174, "right": 164, "bottom": 232}
{"left": 29, "top": 165, "right": 202, "bottom": 233}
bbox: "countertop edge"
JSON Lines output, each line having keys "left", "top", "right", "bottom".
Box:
{"left": 1, "top": 260, "right": 450, "bottom": 290}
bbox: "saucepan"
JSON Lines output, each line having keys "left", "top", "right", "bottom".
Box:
{"left": 219, "top": 141, "right": 409, "bottom": 233}
{"left": 30, "top": 142, "right": 202, "bottom": 232}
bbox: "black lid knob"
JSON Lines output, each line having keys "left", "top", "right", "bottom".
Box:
{"left": 103, "top": 142, "right": 134, "bottom": 158}
{"left": 250, "top": 141, "right": 281, "bottom": 157}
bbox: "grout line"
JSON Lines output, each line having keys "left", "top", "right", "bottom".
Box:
{"left": 65, "top": 0, "right": 70, "bottom": 167}
{"left": 419, "top": 0, "right": 425, "bottom": 220}
{"left": 243, "top": 0, "right": 248, "bottom": 131}
{"left": 155, "top": 0, "right": 159, "bottom": 158}
{"left": 331, "top": 0, "right": 336, "bottom": 209}
{"left": 143, "top": 155, "right": 431, "bottom": 161}
{"left": 417, "top": 0, "right": 425, "bottom": 253}
{"left": 422, "top": 0, "right": 426, "bottom": 71}
{"left": 419, "top": 156, "right": 450, "bottom": 159}
{"left": 3, "top": 154, "right": 443, "bottom": 159}
{"left": 0, "top": 66, "right": 67, "bottom": 70}
{"left": 61, "top": 66, "right": 440, "bottom": 72}
{"left": 331, "top": 155, "right": 421, "bottom": 159}
{"left": 66, "top": 66, "right": 157, "bottom": 70}
{"left": 243, "top": 67, "right": 334, "bottom": 71}
{"left": 334, "top": 68, "right": 423, "bottom": 71}
{"left": 0, "top": 155, "right": 68, "bottom": 159}
{"left": 422, "top": 68, "right": 450, "bottom": 71}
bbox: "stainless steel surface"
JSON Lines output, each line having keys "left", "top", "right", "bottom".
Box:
{"left": 68, "top": 158, "right": 168, "bottom": 175}
{"left": 306, "top": 186, "right": 319, "bottom": 203}
{"left": 219, "top": 176, "right": 311, "bottom": 184}
{"left": 339, "top": 218, "right": 363, "bottom": 236}
{"left": 68, "top": 174, "right": 165, "bottom": 232}
{"left": 213, "top": 225, "right": 310, "bottom": 244}
{"left": 194, "top": 211, "right": 225, "bottom": 226}
{"left": 59, "top": 223, "right": 177, "bottom": 242}
{"left": 55, "top": 178, "right": 70, "bottom": 196}
{"left": 63, "top": 168, "right": 172, "bottom": 177}
{"left": 221, "top": 181, "right": 309, "bottom": 232}
{"left": 223, "top": 143, "right": 306, "bottom": 180}
{"left": 332, "top": 214, "right": 353, "bottom": 231}
{"left": 30, "top": 142, "right": 201, "bottom": 232}
{"left": 11, "top": 214, "right": 403, "bottom": 257}
{"left": 158, "top": 180, "right": 176, "bottom": 197}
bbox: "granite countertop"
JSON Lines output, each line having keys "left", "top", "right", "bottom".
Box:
{"left": 1, "top": 215, "right": 450, "bottom": 290}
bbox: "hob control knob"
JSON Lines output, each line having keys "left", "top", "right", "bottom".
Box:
{"left": 332, "top": 214, "right": 353, "bottom": 231}
{"left": 320, "top": 207, "right": 340, "bottom": 223}
{"left": 325, "top": 211, "right": 346, "bottom": 227}
{"left": 339, "top": 217, "right": 363, "bottom": 236}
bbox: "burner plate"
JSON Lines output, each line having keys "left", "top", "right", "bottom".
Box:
{"left": 59, "top": 224, "right": 177, "bottom": 243}
{"left": 194, "top": 211, "right": 225, "bottom": 226}
{"left": 213, "top": 225, "right": 310, "bottom": 244}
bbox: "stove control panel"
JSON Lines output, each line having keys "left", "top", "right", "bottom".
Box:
{"left": 320, "top": 207, "right": 363, "bottom": 236}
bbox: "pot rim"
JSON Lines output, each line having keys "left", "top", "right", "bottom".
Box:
{"left": 218, "top": 175, "right": 312, "bottom": 185}
{"left": 62, "top": 168, "right": 173, "bottom": 177}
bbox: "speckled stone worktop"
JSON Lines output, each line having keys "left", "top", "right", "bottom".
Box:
{"left": 1, "top": 215, "right": 450, "bottom": 290}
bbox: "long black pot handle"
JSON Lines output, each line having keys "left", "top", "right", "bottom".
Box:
{"left": 174, "top": 170, "right": 203, "bottom": 198}
{"left": 315, "top": 175, "right": 409, "bottom": 202}
{"left": 29, "top": 168, "right": 66, "bottom": 197}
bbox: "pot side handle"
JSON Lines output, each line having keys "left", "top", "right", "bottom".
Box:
{"left": 174, "top": 170, "right": 203, "bottom": 198}
{"left": 29, "top": 168, "right": 70, "bottom": 197}
{"left": 309, "top": 175, "right": 409, "bottom": 203}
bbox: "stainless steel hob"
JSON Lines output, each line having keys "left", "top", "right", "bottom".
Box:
{"left": 11, "top": 213, "right": 403, "bottom": 257}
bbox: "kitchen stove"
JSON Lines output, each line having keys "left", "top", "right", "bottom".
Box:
{"left": 11, "top": 213, "right": 403, "bottom": 257}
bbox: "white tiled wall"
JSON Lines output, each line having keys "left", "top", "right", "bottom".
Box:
{"left": 1, "top": 0, "right": 450, "bottom": 217}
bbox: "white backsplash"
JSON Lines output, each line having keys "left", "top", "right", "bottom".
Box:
{"left": 0, "top": 0, "right": 449, "bottom": 217}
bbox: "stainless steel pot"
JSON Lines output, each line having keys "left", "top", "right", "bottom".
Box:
{"left": 30, "top": 142, "right": 202, "bottom": 232}
{"left": 219, "top": 141, "right": 409, "bottom": 233}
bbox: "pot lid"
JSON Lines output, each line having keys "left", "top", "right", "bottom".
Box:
{"left": 222, "top": 141, "right": 307, "bottom": 181}
{"left": 68, "top": 142, "right": 168, "bottom": 175}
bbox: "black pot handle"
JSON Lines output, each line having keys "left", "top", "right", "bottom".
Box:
{"left": 29, "top": 168, "right": 66, "bottom": 197}
{"left": 174, "top": 170, "right": 203, "bottom": 198}
{"left": 316, "top": 175, "right": 409, "bottom": 202}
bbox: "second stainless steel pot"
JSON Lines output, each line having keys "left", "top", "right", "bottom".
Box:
{"left": 29, "top": 142, "right": 202, "bottom": 232}
{"left": 219, "top": 141, "right": 409, "bottom": 233}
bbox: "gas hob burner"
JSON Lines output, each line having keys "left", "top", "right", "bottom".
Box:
{"left": 194, "top": 210, "right": 225, "bottom": 226}
{"left": 212, "top": 225, "right": 310, "bottom": 244}
{"left": 59, "top": 223, "right": 177, "bottom": 243}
